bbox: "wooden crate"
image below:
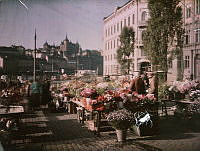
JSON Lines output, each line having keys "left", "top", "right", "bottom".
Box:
{"left": 85, "top": 120, "right": 97, "bottom": 131}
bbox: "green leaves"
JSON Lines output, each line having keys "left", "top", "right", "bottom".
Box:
{"left": 117, "top": 26, "right": 135, "bottom": 74}
{"left": 143, "top": 0, "right": 184, "bottom": 81}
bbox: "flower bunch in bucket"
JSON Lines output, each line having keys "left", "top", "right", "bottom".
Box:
{"left": 107, "top": 109, "right": 134, "bottom": 130}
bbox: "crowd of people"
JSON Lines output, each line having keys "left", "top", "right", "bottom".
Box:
{"left": 28, "top": 80, "right": 51, "bottom": 110}
{"left": 0, "top": 78, "right": 51, "bottom": 110}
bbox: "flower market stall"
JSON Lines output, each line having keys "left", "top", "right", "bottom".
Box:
{"left": 159, "top": 80, "right": 200, "bottom": 119}
{"left": 50, "top": 75, "right": 159, "bottom": 138}
{"left": 0, "top": 81, "right": 27, "bottom": 145}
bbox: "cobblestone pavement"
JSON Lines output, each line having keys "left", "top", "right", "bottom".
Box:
{"left": 4, "top": 107, "right": 200, "bottom": 151}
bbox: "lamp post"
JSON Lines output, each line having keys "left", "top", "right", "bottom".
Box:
{"left": 51, "top": 55, "right": 54, "bottom": 73}
{"left": 33, "top": 29, "right": 37, "bottom": 82}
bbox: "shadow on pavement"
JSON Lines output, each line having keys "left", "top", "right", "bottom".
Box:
{"left": 134, "top": 116, "right": 200, "bottom": 141}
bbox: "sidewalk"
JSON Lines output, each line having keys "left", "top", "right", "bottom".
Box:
{"left": 4, "top": 100, "right": 200, "bottom": 151}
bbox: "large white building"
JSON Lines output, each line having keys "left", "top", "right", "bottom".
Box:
{"left": 182, "top": 0, "right": 200, "bottom": 80}
{"left": 103, "top": 0, "right": 149, "bottom": 76}
{"left": 103, "top": 0, "right": 200, "bottom": 81}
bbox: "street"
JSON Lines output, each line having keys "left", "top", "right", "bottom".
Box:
{"left": 4, "top": 103, "right": 200, "bottom": 151}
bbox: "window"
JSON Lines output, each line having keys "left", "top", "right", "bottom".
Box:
{"left": 111, "top": 26, "right": 113, "bottom": 35}
{"left": 128, "top": 16, "right": 130, "bottom": 26}
{"left": 108, "top": 41, "right": 109, "bottom": 50}
{"left": 185, "top": 30, "right": 190, "bottom": 44}
{"left": 108, "top": 27, "right": 110, "bottom": 36}
{"left": 105, "top": 29, "right": 107, "bottom": 37}
{"left": 117, "top": 38, "right": 120, "bottom": 46}
{"left": 124, "top": 18, "right": 126, "bottom": 27}
{"left": 111, "top": 41, "right": 112, "bottom": 49}
{"left": 114, "top": 54, "right": 116, "bottom": 59}
{"left": 114, "top": 39, "right": 115, "bottom": 48}
{"left": 132, "top": 14, "right": 135, "bottom": 24}
{"left": 195, "top": 29, "right": 200, "bottom": 42}
{"left": 186, "top": 7, "right": 191, "bottom": 18}
{"left": 196, "top": 0, "right": 200, "bottom": 14}
{"left": 111, "top": 54, "right": 112, "bottom": 60}
{"left": 105, "top": 43, "right": 107, "bottom": 50}
{"left": 141, "top": 30, "right": 145, "bottom": 41}
{"left": 168, "top": 60, "right": 173, "bottom": 69}
{"left": 141, "top": 11, "right": 147, "bottom": 21}
{"left": 114, "top": 25, "right": 116, "bottom": 33}
{"left": 141, "top": 48, "right": 146, "bottom": 56}
{"left": 117, "top": 23, "right": 119, "bottom": 32}
{"left": 121, "top": 21, "right": 123, "bottom": 30}
{"left": 184, "top": 56, "right": 190, "bottom": 68}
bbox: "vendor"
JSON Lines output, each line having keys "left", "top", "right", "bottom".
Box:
{"left": 41, "top": 80, "right": 51, "bottom": 105}
{"left": 129, "top": 72, "right": 146, "bottom": 94}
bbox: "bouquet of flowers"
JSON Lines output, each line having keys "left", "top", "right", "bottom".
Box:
{"left": 124, "top": 93, "right": 157, "bottom": 112}
{"left": 107, "top": 109, "right": 134, "bottom": 130}
{"left": 80, "top": 88, "right": 98, "bottom": 98}
{"left": 187, "top": 101, "right": 200, "bottom": 116}
{"left": 189, "top": 89, "right": 200, "bottom": 101}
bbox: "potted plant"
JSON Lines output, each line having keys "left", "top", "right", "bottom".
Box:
{"left": 107, "top": 109, "right": 133, "bottom": 142}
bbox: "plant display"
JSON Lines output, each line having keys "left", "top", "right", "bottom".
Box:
{"left": 188, "top": 101, "right": 200, "bottom": 116}
{"left": 158, "top": 84, "right": 172, "bottom": 100}
{"left": 168, "top": 80, "right": 200, "bottom": 100}
{"left": 189, "top": 89, "right": 200, "bottom": 101}
{"left": 170, "top": 80, "right": 198, "bottom": 94}
{"left": 107, "top": 109, "right": 134, "bottom": 130}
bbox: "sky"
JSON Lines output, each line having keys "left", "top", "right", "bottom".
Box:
{"left": 0, "top": 0, "right": 128, "bottom": 50}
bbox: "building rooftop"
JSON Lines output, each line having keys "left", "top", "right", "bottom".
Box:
{"left": 103, "top": 0, "right": 133, "bottom": 21}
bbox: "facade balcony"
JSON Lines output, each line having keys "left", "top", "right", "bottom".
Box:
{"left": 136, "top": 40, "right": 143, "bottom": 47}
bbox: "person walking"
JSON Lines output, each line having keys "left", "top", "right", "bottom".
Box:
{"left": 41, "top": 80, "right": 51, "bottom": 105}
{"left": 30, "top": 80, "right": 42, "bottom": 110}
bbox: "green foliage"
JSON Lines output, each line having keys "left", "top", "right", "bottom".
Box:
{"left": 117, "top": 26, "right": 135, "bottom": 75}
{"left": 158, "top": 84, "right": 172, "bottom": 100}
{"left": 143, "top": 0, "right": 184, "bottom": 81}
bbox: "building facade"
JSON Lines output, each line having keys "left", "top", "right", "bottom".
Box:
{"left": 182, "top": 0, "right": 200, "bottom": 81}
{"left": 103, "top": 0, "right": 149, "bottom": 76}
{"left": 103, "top": 0, "right": 200, "bottom": 81}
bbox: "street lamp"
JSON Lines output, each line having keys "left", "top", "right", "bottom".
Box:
{"left": 51, "top": 55, "right": 54, "bottom": 73}
{"left": 33, "top": 29, "right": 37, "bottom": 82}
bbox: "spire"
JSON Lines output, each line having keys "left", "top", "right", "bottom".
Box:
{"left": 34, "top": 28, "right": 36, "bottom": 41}
{"left": 44, "top": 41, "right": 48, "bottom": 47}
{"left": 65, "top": 33, "right": 68, "bottom": 41}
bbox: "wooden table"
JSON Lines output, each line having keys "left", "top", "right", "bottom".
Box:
{"left": 0, "top": 105, "right": 24, "bottom": 127}
{"left": 0, "top": 105, "right": 24, "bottom": 115}
{"left": 160, "top": 99, "right": 195, "bottom": 116}
{"left": 71, "top": 100, "right": 102, "bottom": 135}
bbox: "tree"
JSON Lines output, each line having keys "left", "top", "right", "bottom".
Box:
{"left": 117, "top": 26, "right": 135, "bottom": 74}
{"left": 143, "top": 0, "right": 184, "bottom": 81}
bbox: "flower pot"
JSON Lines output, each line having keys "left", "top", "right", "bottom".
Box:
{"left": 115, "top": 129, "right": 127, "bottom": 142}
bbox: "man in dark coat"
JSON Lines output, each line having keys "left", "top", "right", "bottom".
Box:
{"left": 41, "top": 80, "right": 51, "bottom": 105}
{"left": 129, "top": 74, "right": 146, "bottom": 94}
